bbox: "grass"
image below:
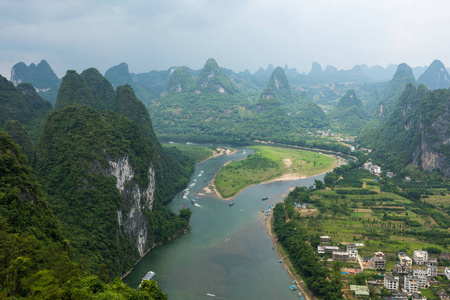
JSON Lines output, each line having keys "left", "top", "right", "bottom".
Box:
{"left": 214, "top": 145, "right": 338, "bottom": 198}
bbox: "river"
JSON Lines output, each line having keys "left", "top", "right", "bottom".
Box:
{"left": 124, "top": 147, "right": 330, "bottom": 299}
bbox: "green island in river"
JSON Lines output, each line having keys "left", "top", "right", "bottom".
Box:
{"left": 213, "top": 145, "right": 339, "bottom": 199}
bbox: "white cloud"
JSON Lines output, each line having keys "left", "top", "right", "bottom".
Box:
{"left": 1, "top": 0, "right": 450, "bottom": 78}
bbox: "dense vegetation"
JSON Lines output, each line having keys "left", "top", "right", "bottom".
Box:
{"left": 214, "top": 146, "right": 337, "bottom": 198}
{"left": 358, "top": 83, "right": 450, "bottom": 177}
{"left": 1, "top": 67, "right": 196, "bottom": 287}
{"left": 274, "top": 158, "right": 450, "bottom": 299}
{"left": 0, "top": 130, "right": 167, "bottom": 299}
{"left": 163, "top": 144, "right": 215, "bottom": 164}
{"left": 328, "top": 90, "right": 370, "bottom": 134}
{"left": 273, "top": 189, "right": 344, "bottom": 299}
{"left": 151, "top": 60, "right": 330, "bottom": 145}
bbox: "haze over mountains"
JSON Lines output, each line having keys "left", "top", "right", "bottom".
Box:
{"left": 2, "top": 54, "right": 450, "bottom": 299}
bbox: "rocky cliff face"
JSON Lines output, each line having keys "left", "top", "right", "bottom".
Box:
{"left": 359, "top": 84, "right": 450, "bottom": 176}
{"left": 109, "top": 156, "right": 155, "bottom": 256}
{"left": 413, "top": 95, "right": 450, "bottom": 176}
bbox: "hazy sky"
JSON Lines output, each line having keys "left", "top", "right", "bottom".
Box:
{"left": 1, "top": 0, "right": 449, "bottom": 78}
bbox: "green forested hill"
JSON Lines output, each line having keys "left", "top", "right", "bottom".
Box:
{"left": 2, "top": 66, "right": 195, "bottom": 283}
{"left": 328, "top": 90, "right": 370, "bottom": 134}
{"left": 55, "top": 70, "right": 99, "bottom": 110}
{"left": 358, "top": 83, "right": 450, "bottom": 176}
{"left": 105, "top": 62, "right": 158, "bottom": 107}
{"left": 81, "top": 67, "right": 116, "bottom": 110}
{"left": 194, "top": 58, "right": 238, "bottom": 94}
{"left": 0, "top": 76, "right": 52, "bottom": 142}
{"left": 10, "top": 60, "right": 61, "bottom": 105}
{"left": 32, "top": 67, "right": 195, "bottom": 278}
{"left": 417, "top": 59, "right": 450, "bottom": 90}
{"left": 151, "top": 61, "right": 328, "bottom": 143}
{"left": 34, "top": 104, "right": 192, "bottom": 277}
{"left": 0, "top": 129, "right": 168, "bottom": 299}
{"left": 166, "top": 66, "right": 194, "bottom": 93}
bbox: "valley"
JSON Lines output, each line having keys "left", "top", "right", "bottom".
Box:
{"left": 1, "top": 56, "right": 449, "bottom": 300}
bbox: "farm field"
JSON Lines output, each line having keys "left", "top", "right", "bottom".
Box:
{"left": 276, "top": 163, "right": 450, "bottom": 299}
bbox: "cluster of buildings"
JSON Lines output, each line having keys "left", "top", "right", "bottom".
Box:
{"left": 317, "top": 236, "right": 362, "bottom": 261}
{"left": 316, "top": 240, "right": 450, "bottom": 299}
{"left": 363, "top": 161, "right": 382, "bottom": 175}
{"left": 382, "top": 249, "right": 441, "bottom": 297}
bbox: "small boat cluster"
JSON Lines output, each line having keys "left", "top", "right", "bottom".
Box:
{"left": 262, "top": 205, "right": 273, "bottom": 220}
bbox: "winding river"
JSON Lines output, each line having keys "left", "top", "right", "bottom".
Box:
{"left": 124, "top": 147, "right": 330, "bottom": 299}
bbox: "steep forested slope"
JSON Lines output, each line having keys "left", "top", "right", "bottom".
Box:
{"left": 358, "top": 84, "right": 450, "bottom": 176}
{"left": 0, "top": 129, "right": 167, "bottom": 299}
{"left": 328, "top": 90, "right": 370, "bottom": 133}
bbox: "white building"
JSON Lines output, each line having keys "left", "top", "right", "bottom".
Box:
{"left": 445, "top": 267, "right": 450, "bottom": 280}
{"left": 384, "top": 274, "right": 399, "bottom": 290}
{"left": 426, "top": 265, "right": 437, "bottom": 278}
{"left": 412, "top": 269, "right": 428, "bottom": 288}
{"left": 413, "top": 250, "right": 428, "bottom": 265}
{"left": 404, "top": 276, "right": 420, "bottom": 293}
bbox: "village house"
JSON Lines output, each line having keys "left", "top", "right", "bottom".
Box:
{"left": 347, "top": 244, "right": 358, "bottom": 259}
{"left": 317, "top": 245, "right": 339, "bottom": 254}
{"left": 363, "top": 161, "right": 382, "bottom": 174}
{"left": 426, "top": 264, "right": 438, "bottom": 277}
{"left": 413, "top": 249, "right": 428, "bottom": 265}
{"left": 373, "top": 256, "right": 385, "bottom": 269}
{"left": 320, "top": 236, "right": 330, "bottom": 243}
{"left": 412, "top": 269, "right": 428, "bottom": 287}
{"left": 394, "top": 264, "right": 409, "bottom": 276}
{"left": 404, "top": 276, "right": 420, "bottom": 293}
{"left": 384, "top": 274, "right": 400, "bottom": 290}
{"left": 386, "top": 172, "right": 394, "bottom": 178}
{"left": 426, "top": 257, "right": 437, "bottom": 266}
{"left": 373, "top": 251, "right": 386, "bottom": 269}
{"left": 350, "top": 285, "right": 370, "bottom": 298}
{"left": 398, "top": 252, "right": 413, "bottom": 266}
{"left": 333, "top": 251, "right": 350, "bottom": 261}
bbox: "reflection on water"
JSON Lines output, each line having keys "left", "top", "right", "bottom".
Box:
{"left": 124, "top": 147, "right": 328, "bottom": 299}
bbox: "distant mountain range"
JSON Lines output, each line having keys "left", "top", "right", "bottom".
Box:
{"left": 11, "top": 59, "right": 448, "bottom": 106}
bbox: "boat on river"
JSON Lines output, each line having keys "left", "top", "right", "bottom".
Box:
{"left": 140, "top": 271, "right": 156, "bottom": 286}
{"left": 191, "top": 198, "right": 198, "bottom": 205}
{"left": 262, "top": 197, "right": 269, "bottom": 201}
{"left": 229, "top": 202, "right": 234, "bottom": 206}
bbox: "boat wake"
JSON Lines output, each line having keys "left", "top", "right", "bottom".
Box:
{"left": 194, "top": 203, "right": 201, "bottom": 207}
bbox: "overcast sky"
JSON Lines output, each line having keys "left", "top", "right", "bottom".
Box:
{"left": 1, "top": 0, "right": 449, "bottom": 78}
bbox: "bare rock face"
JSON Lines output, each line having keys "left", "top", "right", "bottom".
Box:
{"left": 109, "top": 156, "right": 155, "bottom": 256}
{"left": 414, "top": 111, "right": 450, "bottom": 177}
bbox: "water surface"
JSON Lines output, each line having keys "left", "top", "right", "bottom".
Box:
{"left": 124, "top": 147, "right": 326, "bottom": 299}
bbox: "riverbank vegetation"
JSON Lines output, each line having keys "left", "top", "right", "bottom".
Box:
{"left": 163, "top": 144, "right": 215, "bottom": 164}
{"left": 273, "top": 160, "right": 450, "bottom": 299}
{"left": 214, "top": 145, "right": 337, "bottom": 198}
